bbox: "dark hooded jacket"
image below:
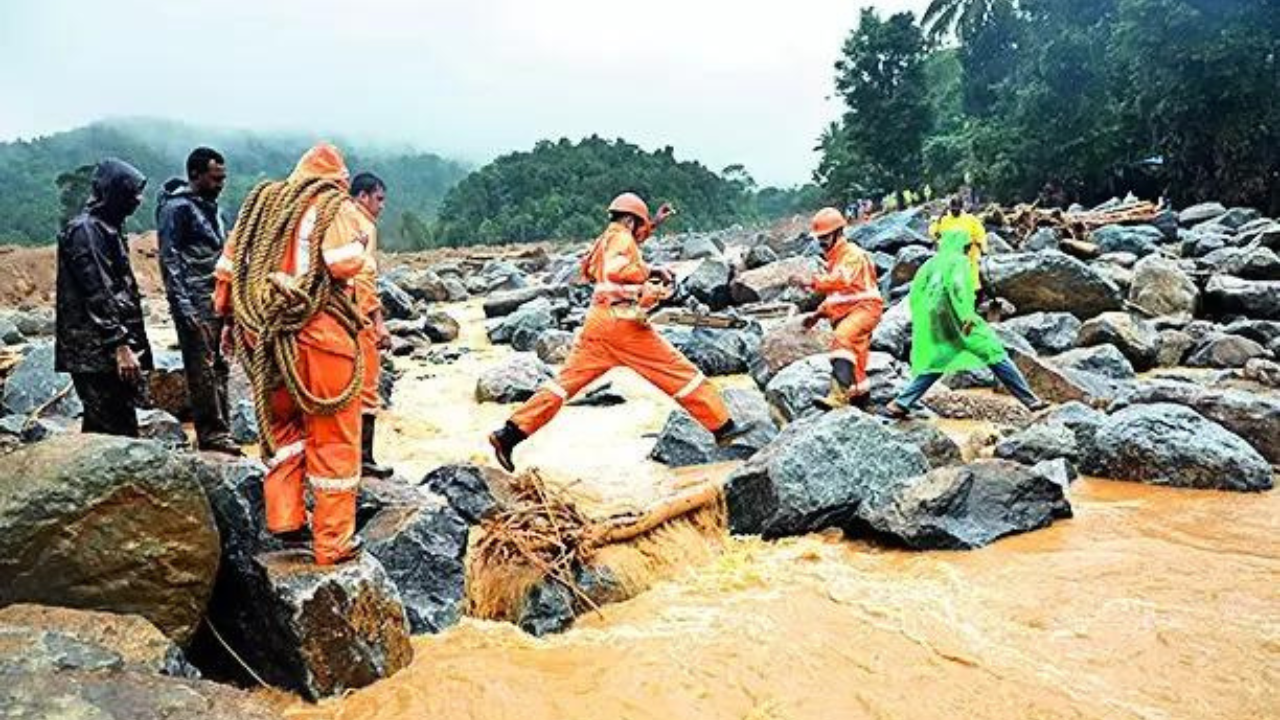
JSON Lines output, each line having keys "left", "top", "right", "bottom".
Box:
{"left": 55, "top": 158, "right": 154, "bottom": 374}
{"left": 155, "top": 177, "right": 226, "bottom": 323}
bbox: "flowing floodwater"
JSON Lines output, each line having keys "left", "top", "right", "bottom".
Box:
{"left": 282, "top": 301, "right": 1278, "bottom": 720}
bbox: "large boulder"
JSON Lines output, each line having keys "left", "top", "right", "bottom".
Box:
{"left": 1084, "top": 403, "right": 1272, "bottom": 491}
{"left": 997, "top": 312, "right": 1081, "bottom": 355}
{"left": 986, "top": 251, "right": 1123, "bottom": 319}
{"left": 661, "top": 326, "right": 760, "bottom": 377}
{"left": 895, "top": 420, "right": 963, "bottom": 469}
{"left": 729, "top": 256, "right": 822, "bottom": 305}
{"left": 0, "top": 668, "right": 281, "bottom": 719}
{"left": 137, "top": 408, "right": 188, "bottom": 447}
{"left": 487, "top": 296, "right": 556, "bottom": 348}
{"left": 757, "top": 316, "right": 833, "bottom": 382}
{"left": 994, "top": 421, "right": 1079, "bottom": 464}
{"left": 0, "top": 436, "right": 220, "bottom": 644}
{"left": 725, "top": 409, "right": 930, "bottom": 538}
{"left": 475, "top": 354, "right": 553, "bottom": 403}
{"left": 482, "top": 285, "right": 568, "bottom": 318}
{"left": 0, "top": 604, "right": 195, "bottom": 677}
{"left": 362, "top": 498, "right": 469, "bottom": 635}
{"left": 421, "top": 311, "right": 461, "bottom": 343}
{"left": 1185, "top": 333, "right": 1268, "bottom": 369}
{"left": 1051, "top": 344, "right": 1136, "bottom": 380}
{"left": 763, "top": 355, "right": 830, "bottom": 422}
{"left": 220, "top": 550, "right": 412, "bottom": 700}
{"left": 1011, "top": 349, "right": 1123, "bottom": 406}
{"left": 848, "top": 208, "right": 932, "bottom": 254}
{"left": 1199, "top": 245, "right": 1280, "bottom": 281}
{"left": 888, "top": 245, "right": 934, "bottom": 287}
{"left": 1091, "top": 224, "right": 1163, "bottom": 257}
{"left": 1178, "top": 202, "right": 1226, "bottom": 226}
{"left": 861, "top": 460, "right": 1072, "bottom": 550}
{"left": 1129, "top": 255, "right": 1199, "bottom": 319}
{"left": 1110, "top": 380, "right": 1280, "bottom": 464}
{"left": 421, "top": 463, "right": 499, "bottom": 524}
{"left": 534, "top": 328, "right": 575, "bottom": 365}
{"left": 1203, "top": 275, "right": 1280, "bottom": 320}
{"left": 745, "top": 244, "right": 778, "bottom": 269}
{"left": 681, "top": 233, "right": 724, "bottom": 261}
{"left": 378, "top": 277, "right": 417, "bottom": 321}
{"left": 681, "top": 256, "right": 734, "bottom": 310}
{"left": 650, "top": 388, "right": 779, "bottom": 467}
{"left": 1075, "top": 312, "right": 1160, "bottom": 371}
{"left": 397, "top": 268, "right": 450, "bottom": 302}
{"left": 1, "top": 341, "right": 82, "bottom": 417}
{"left": 871, "top": 299, "right": 912, "bottom": 360}
{"left": 1155, "top": 329, "right": 1194, "bottom": 367}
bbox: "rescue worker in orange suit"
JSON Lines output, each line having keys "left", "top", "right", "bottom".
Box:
{"left": 802, "top": 207, "right": 884, "bottom": 410}
{"left": 214, "top": 143, "right": 369, "bottom": 565}
{"left": 349, "top": 172, "right": 395, "bottom": 479}
{"left": 488, "top": 192, "right": 752, "bottom": 473}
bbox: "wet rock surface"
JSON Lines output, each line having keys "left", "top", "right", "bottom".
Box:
{"left": 650, "top": 388, "right": 779, "bottom": 467}
{"left": 475, "top": 353, "right": 554, "bottom": 403}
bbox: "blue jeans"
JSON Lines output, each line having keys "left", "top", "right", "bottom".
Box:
{"left": 894, "top": 357, "right": 1041, "bottom": 409}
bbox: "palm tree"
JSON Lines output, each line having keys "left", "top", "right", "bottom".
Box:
{"left": 922, "top": 0, "right": 999, "bottom": 41}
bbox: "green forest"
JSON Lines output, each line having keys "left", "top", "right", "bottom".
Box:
{"left": 817, "top": 0, "right": 1280, "bottom": 213}
{"left": 0, "top": 118, "right": 469, "bottom": 249}
{"left": 430, "top": 137, "right": 818, "bottom": 247}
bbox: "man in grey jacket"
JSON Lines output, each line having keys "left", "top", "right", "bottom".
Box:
{"left": 156, "top": 147, "right": 240, "bottom": 454}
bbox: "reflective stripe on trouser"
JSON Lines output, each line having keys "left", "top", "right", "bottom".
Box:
{"left": 830, "top": 302, "right": 883, "bottom": 396}
{"left": 262, "top": 340, "right": 362, "bottom": 565}
{"left": 510, "top": 305, "right": 731, "bottom": 436}
{"left": 358, "top": 326, "right": 381, "bottom": 415}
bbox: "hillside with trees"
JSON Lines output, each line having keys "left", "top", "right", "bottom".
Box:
{"left": 0, "top": 118, "right": 469, "bottom": 250}
{"left": 431, "top": 136, "right": 818, "bottom": 247}
{"left": 817, "top": 0, "right": 1280, "bottom": 213}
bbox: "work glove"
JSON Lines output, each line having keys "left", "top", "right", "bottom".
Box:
{"left": 801, "top": 312, "right": 823, "bottom": 330}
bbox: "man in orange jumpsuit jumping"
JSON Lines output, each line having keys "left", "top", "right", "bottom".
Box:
{"left": 802, "top": 207, "right": 884, "bottom": 410}
{"left": 487, "top": 192, "right": 751, "bottom": 473}
{"left": 214, "top": 143, "right": 370, "bottom": 565}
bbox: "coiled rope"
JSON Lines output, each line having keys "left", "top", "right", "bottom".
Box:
{"left": 227, "top": 176, "right": 365, "bottom": 458}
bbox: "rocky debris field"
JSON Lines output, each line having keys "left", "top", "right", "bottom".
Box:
{"left": 0, "top": 199, "right": 1275, "bottom": 711}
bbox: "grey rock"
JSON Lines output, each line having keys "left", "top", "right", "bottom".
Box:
{"left": 995, "top": 422, "right": 1079, "bottom": 464}
{"left": 681, "top": 256, "right": 734, "bottom": 310}
{"left": 0, "top": 317, "right": 24, "bottom": 345}
{"left": 756, "top": 316, "right": 832, "bottom": 383}
{"left": 534, "top": 329, "right": 575, "bottom": 365}
{"left": 0, "top": 436, "right": 220, "bottom": 644}
{"left": 1130, "top": 255, "right": 1199, "bottom": 318}
{"left": 847, "top": 208, "right": 933, "bottom": 254}
{"left": 650, "top": 388, "right": 779, "bottom": 467}
{"left": 487, "top": 296, "right": 556, "bottom": 347}
{"left": 682, "top": 233, "right": 724, "bottom": 260}
{"left": 1084, "top": 403, "right": 1271, "bottom": 491}
{"left": 363, "top": 500, "right": 468, "bottom": 635}
{"left": 729, "top": 256, "right": 822, "bottom": 305}
{"left": 421, "top": 311, "right": 461, "bottom": 343}
{"left": 477, "top": 260, "right": 529, "bottom": 293}
{"left": 1032, "top": 458, "right": 1078, "bottom": 487}
{"left": 1091, "top": 224, "right": 1163, "bottom": 257}
{"left": 1, "top": 341, "right": 82, "bottom": 417}
{"left": 986, "top": 251, "right": 1123, "bottom": 319}
{"left": 475, "top": 354, "right": 553, "bottom": 403}
{"left": 1217, "top": 207, "right": 1261, "bottom": 230}
{"left": 0, "top": 603, "right": 196, "bottom": 677}
{"left": 1199, "top": 245, "right": 1280, "bottom": 281}
{"left": 1011, "top": 349, "right": 1124, "bottom": 406}
{"left": 442, "top": 277, "right": 470, "bottom": 301}
{"left": 895, "top": 420, "right": 963, "bottom": 469}
{"left": 1076, "top": 312, "right": 1160, "bottom": 371}
{"left": 0, "top": 668, "right": 279, "bottom": 719}
{"left": 482, "top": 285, "right": 568, "bottom": 318}
{"left": 1203, "top": 274, "right": 1280, "bottom": 320}
{"left": 871, "top": 299, "right": 912, "bottom": 360}
{"left": 661, "top": 326, "right": 760, "bottom": 377}
{"left": 1110, "top": 380, "right": 1280, "bottom": 464}
{"left": 997, "top": 312, "right": 1080, "bottom": 355}
{"left": 763, "top": 355, "right": 830, "bottom": 423}
{"left": 1023, "top": 227, "right": 1060, "bottom": 252}
{"left": 889, "top": 245, "right": 933, "bottom": 287}
{"left": 1052, "top": 344, "right": 1136, "bottom": 380}
{"left": 745, "top": 245, "right": 778, "bottom": 269}
{"left": 726, "top": 409, "right": 930, "bottom": 538}
{"left": 1221, "top": 319, "right": 1280, "bottom": 347}
{"left": 378, "top": 277, "right": 417, "bottom": 321}
{"left": 1185, "top": 333, "right": 1267, "bottom": 369}
{"left": 137, "top": 409, "right": 187, "bottom": 447}
{"left": 1178, "top": 202, "right": 1226, "bottom": 226}
{"left": 862, "top": 460, "right": 1072, "bottom": 550}
{"left": 1240, "top": 358, "right": 1280, "bottom": 388}
{"left": 1156, "top": 330, "right": 1194, "bottom": 367}
{"left": 421, "top": 464, "right": 498, "bottom": 524}
{"left": 398, "top": 269, "right": 450, "bottom": 302}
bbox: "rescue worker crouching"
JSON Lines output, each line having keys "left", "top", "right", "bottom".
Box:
{"left": 801, "top": 207, "right": 884, "bottom": 411}
{"left": 488, "top": 192, "right": 752, "bottom": 473}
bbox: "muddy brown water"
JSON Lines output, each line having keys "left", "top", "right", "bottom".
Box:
{"left": 276, "top": 301, "right": 1277, "bottom": 720}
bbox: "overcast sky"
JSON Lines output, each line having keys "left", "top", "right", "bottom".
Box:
{"left": 0, "top": 0, "right": 929, "bottom": 186}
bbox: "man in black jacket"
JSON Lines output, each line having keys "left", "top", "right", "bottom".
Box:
{"left": 156, "top": 147, "right": 241, "bottom": 454}
{"left": 56, "top": 158, "right": 153, "bottom": 437}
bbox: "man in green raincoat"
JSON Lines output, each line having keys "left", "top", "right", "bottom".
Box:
{"left": 879, "top": 227, "right": 1048, "bottom": 418}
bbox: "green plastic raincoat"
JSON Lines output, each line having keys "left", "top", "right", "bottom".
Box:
{"left": 908, "top": 230, "right": 1007, "bottom": 375}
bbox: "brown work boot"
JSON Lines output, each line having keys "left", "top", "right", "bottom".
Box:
{"left": 713, "top": 419, "right": 756, "bottom": 447}
{"left": 488, "top": 422, "right": 526, "bottom": 473}
{"left": 812, "top": 380, "right": 851, "bottom": 412}
{"left": 199, "top": 435, "right": 244, "bottom": 457}
{"left": 317, "top": 536, "right": 364, "bottom": 567}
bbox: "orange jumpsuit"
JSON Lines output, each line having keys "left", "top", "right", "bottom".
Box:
{"left": 509, "top": 221, "right": 731, "bottom": 436}
{"left": 812, "top": 238, "right": 883, "bottom": 397}
{"left": 352, "top": 205, "right": 382, "bottom": 416}
{"left": 214, "top": 144, "right": 370, "bottom": 565}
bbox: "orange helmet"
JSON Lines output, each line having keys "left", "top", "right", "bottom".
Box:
{"left": 811, "top": 207, "right": 847, "bottom": 238}
{"left": 608, "top": 192, "right": 651, "bottom": 225}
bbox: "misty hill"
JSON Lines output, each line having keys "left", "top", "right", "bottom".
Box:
{"left": 0, "top": 118, "right": 470, "bottom": 249}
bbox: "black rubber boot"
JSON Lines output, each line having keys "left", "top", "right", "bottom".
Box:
{"left": 713, "top": 418, "right": 755, "bottom": 447}
{"left": 488, "top": 421, "right": 527, "bottom": 473}
{"left": 361, "top": 415, "right": 394, "bottom": 480}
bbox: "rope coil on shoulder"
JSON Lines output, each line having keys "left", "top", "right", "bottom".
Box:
{"left": 227, "top": 176, "right": 366, "bottom": 457}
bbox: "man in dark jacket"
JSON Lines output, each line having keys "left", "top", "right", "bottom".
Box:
{"left": 156, "top": 147, "right": 240, "bottom": 454}
{"left": 56, "top": 158, "right": 153, "bottom": 437}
